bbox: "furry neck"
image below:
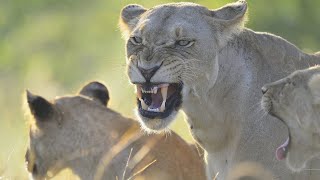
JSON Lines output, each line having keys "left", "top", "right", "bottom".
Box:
{"left": 182, "top": 35, "right": 248, "bottom": 153}
{"left": 67, "top": 112, "right": 140, "bottom": 179}
{"left": 69, "top": 155, "right": 100, "bottom": 180}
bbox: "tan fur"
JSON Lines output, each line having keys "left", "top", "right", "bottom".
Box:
{"left": 226, "top": 162, "right": 274, "bottom": 180}
{"left": 24, "top": 83, "right": 205, "bottom": 180}
{"left": 120, "top": 0, "right": 320, "bottom": 179}
{"left": 262, "top": 66, "right": 320, "bottom": 172}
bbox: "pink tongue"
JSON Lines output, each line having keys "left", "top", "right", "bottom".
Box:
{"left": 150, "top": 92, "right": 163, "bottom": 109}
{"left": 276, "top": 137, "right": 290, "bottom": 160}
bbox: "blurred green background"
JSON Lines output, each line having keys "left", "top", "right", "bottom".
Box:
{"left": 0, "top": 0, "right": 319, "bottom": 179}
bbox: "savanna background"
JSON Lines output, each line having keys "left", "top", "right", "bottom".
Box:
{"left": 0, "top": 0, "right": 319, "bottom": 179}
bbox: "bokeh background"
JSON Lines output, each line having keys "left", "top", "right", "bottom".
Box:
{"left": 0, "top": 0, "right": 319, "bottom": 179}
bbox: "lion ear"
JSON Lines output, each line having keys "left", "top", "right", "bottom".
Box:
{"left": 211, "top": 0, "right": 247, "bottom": 23}
{"left": 119, "top": 4, "right": 147, "bottom": 38}
{"left": 210, "top": 0, "right": 248, "bottom": 46}
{"left": 309, "top": 74, "right": 320, "bottom": 104}
{"left": 26, "top": 90, "right": 54, "bottom": 121}
{"left": 79, "top": 81, "right": 110, "bottom": 106}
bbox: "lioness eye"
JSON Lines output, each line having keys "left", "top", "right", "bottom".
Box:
{"left": 177, "top": 40, "right": 194, "bottom": 47}
{"left": 286, "top": 79, "right": 295, "bottom": 86}
{"left": 130, "top": 36, "right": 142, "bottom": 45}
{"left": 289, "top": 81, "right": 296, "bottom": 86}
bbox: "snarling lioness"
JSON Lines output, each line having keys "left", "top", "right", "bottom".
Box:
{"left": 261, "top": 65, "right": 320, "bottom": 172}
{"left": 119, "top": 0, "right": 320, "bottom": 179}
{"left": 24, "top": 82, "right": 205, "bottom": 180}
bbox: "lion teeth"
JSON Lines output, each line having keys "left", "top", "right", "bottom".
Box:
{"left": 140, "top": 85, "right": 168, "bottom": 94}
{"left": 161, "top": 86, "right": 168, "bottom": 101}
{"left": 139, "top": 98, "right": 148, "bottom": 110}
{"left": 141, "top": 89, "right": 154, "bottom": 94}
{"left": 148, "top": 107, "right": 160, "bottom": 112}
{"left": 160, "top": 100, "right": 166, "bottom": 112}
{"left": 136, "top": 86, "right": 142, "bottom": 99}
{"left": 138, "top": 84, "right": 170, "bottom": 113}
{"left": 153, "top": 87, "right": 158, "bottom": 94}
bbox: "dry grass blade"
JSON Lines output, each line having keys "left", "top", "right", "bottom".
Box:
{"left": 127, "top": 133, "right": 164, "bottom": 172}
{"left": 122, "top": 148, "right": 133, "bottom": 180}
{"left": 94, "top": 125, "right": 142, "bottom": 180}
{"left": 213, "top": 172, "right": 219, "bottom": 180}
{"left": 127, "top": 159, "right": 157, "bottom": 180}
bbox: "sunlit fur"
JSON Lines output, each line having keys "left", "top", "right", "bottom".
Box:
{"left": 262, "top": 66, "right": 320, "bottom": 172}
{"left": 24, "top": 84, "right": 206, "bottom": 180}
{"left": 121, "top": 2, "right": 245, "bottom": 134}
{"left": 134, "top": 108, "right": 176, "bottom": 134}
{"left": 120, "top": 1, "right": 320, "bottom": 179}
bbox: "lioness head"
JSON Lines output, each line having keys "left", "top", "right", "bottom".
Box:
{"left": 261, "top": 66, "right": 320, "bottom": 171}
{"left": 119, "top": 1, "right": 247, "bottom": 132}
{"left": 25, "top": 82, "right": 110, "bottom": 179}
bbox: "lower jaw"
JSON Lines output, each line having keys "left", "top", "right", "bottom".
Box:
{"left": 137, "top": 95, "right": 182, "bottom": 119}
{"left": 136, "top": 110, "right": 178, "bottom": 131}
{"left": 138, "top": 109, "right": 173, "bottom": 119}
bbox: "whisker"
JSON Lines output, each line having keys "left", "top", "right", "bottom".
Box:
{"left": 248, "top": 100, "right": 263, "bottom": 112}
{"left": 248, "top": 105, "right": 266, "bottom": 122}
{"left": 302, "top": 169, "right": 320, "bottom": 171}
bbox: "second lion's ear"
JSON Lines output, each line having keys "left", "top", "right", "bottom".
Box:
{"left": 26, "top": 90, "right": 54, "bottom": 121}
{"left": 79, "top": 81, "right": 110, "bottom": 106}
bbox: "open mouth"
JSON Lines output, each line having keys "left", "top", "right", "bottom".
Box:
{"left": 276, "top": 137, "right": 290, "bottom": 160}
{"left": 136, "top": 83, "right": 182, "bottom": 119}
{"left": 261, "top": 96, "right": 291, "bottom": 160}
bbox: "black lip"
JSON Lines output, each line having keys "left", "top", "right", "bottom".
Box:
{"left": 264, "top": 98, "right": 282, "bottom": 122}
{"left": 137, "top": 83, "right": 182, "bottom": 119}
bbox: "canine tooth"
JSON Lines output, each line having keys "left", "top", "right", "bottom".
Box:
{"left": 140, "top": 98, "right": 148, "bottom": 110}
{"left": 153, "top": 87, "right": 158, "bottom": 94}
{"left": 159, "top": 83, "right": 169, "bottom": 88}
{"left": 161, "top": 86, "right": 168, "bottom": 100}
{"left": 148, "top": 107, "right": 160, "bottom": 112}
{"left": 136, "top": 86, "right": 142, "bottom": 99}
{"left": 160, "top": 100, "right": 166, "bottom": 112}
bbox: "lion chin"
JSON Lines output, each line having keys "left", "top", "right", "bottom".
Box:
{"left": 135, "top": 108, "right": 178, "bottom": 133}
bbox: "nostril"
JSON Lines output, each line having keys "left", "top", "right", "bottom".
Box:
{"left": 261, "top": 86, "right": 268, "bottom": 94}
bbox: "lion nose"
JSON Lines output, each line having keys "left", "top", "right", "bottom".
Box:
{"left": 138, "top": 66, "right": 161, "bottom": 82}
{"left": 261, "top": 86, "right": 268, "bottom": 94}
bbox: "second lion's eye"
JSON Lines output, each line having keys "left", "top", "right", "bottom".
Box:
{"left": 130, "top": 36, "right": 143, "bottom": 45}
{"left": 286, "top": 79, "right": 295, "bottom": 86}
{"left": 176, "top": 40, "right": 194, "bottom": 47}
